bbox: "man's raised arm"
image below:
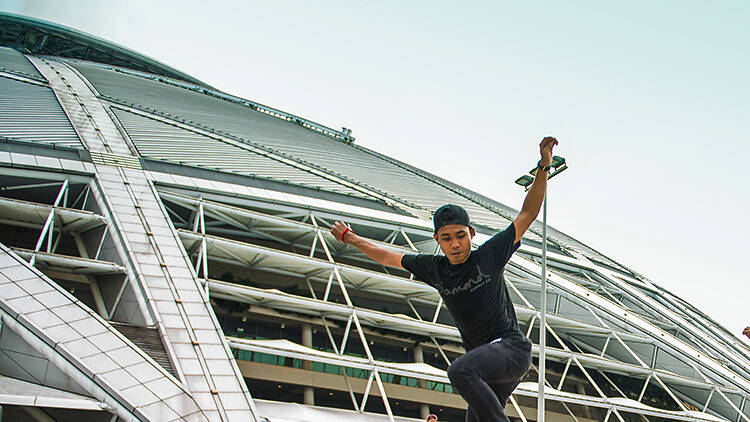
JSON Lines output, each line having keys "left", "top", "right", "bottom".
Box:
{"left": 513, "top": 137, "right": 558, "bottom": 244}
{"left": 331, "top": 221, "right": 405, "bottom": 269}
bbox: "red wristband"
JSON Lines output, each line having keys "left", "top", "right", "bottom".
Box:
{"left": 340, "top": 227, "right": 351, "bottom": 242}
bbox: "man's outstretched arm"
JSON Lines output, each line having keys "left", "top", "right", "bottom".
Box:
{"left": 513, "top": 137, "right": 558, "bottom": 244}
{"left": 331, "top": 221, "right": 405, "bottom": 269}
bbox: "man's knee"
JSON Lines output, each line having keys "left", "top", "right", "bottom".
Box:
{"left": 447, "top": 361, "right": 461, "bottom": 384}
{"left": 447, "top": 357, "right": 473, "bottom": 386}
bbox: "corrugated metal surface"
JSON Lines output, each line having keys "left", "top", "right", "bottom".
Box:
{"left": 112, "top": 107, "right": 373, "bottom": 199}
{"left": 0, "top": 76, "right": 82, "bottom": 149}
{"left": 0, "top": 46, "right": 44, "bottom": 80}
{"left": 72, "top": 61, "right": 518, "bottom": 231}
{"left": 110, "top": 322, "right": 178, "bottom": 378}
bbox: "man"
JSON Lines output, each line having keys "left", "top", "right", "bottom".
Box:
{"left": 331, "top": 137, "right": 558, "bottom": 421}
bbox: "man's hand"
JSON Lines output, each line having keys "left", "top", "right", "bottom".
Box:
{"left": 540, "top": 136, "right": 558, "bottom": 167}
{"left": 743, "top": 327, "right": 750, "bottom": 339}
{"left": 330, "top": 220, "right": 404, "bottom": 268}
{"left": 331, "top": 220, "right": 351, "bottom": 243}
{"left": 514, "top": 136, "right": 560, "bottom": 244}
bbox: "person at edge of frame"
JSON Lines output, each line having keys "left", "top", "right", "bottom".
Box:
{"left": 330, "top": 137, "right": 559, "bottom": 422}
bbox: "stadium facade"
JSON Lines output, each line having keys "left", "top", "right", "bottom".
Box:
{"left": 0, "top": 12, "right": 748, "bottom": 422}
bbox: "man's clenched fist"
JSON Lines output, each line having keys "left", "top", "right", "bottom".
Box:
{"left": 539, "top": 136, "right": 558, "bottom": 167}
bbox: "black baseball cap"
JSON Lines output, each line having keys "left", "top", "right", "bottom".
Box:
{"left": 433, "top": 204, "right": 471, "bottom": 232}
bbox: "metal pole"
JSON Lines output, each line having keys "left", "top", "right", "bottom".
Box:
{"left": 538, "top": 192, "right": 547, "bottom": 422}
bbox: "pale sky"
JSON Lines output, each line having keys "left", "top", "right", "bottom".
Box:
{"left": 3, "top": 1, "right": 748, "bottom": 339}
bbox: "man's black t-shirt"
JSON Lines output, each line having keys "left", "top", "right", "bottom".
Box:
{"left": 401, "top": 223, "right": 523, "bottom": 351}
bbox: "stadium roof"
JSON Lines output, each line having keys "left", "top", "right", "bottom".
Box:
{"left": 1, "top": 12, "right": 749, "bottom": 422}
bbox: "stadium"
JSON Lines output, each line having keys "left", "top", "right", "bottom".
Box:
{"left": 0, "top": 11, "right": 748, "bottom": 422}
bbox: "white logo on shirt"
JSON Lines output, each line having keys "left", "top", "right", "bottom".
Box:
{"left": 440, "top": 265, "right": 493, "bottom": 296}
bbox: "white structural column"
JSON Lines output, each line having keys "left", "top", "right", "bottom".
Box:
{"left": 27, "top": 56, "right": 259, "bottom": 422}
{"left": 302, "top": 323, "right": 315, "bottom": 406}
{"left": 28, "top": 179, "right": 68, "bottom": 267}
{"left": 413, "top": 344, "right": 430, "bottom": 419}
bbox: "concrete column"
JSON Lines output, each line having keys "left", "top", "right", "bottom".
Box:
{"left": 302, "top": 324, "right": 314, "bottom": 405}
{"left": 576, "top": 382, "right": 592, "bottom": 419}
{"left": 413, "top": 344, "right": 430, "bottom": 419}
{"left": 71, "top": 232, "right": 108, "bottom": 318}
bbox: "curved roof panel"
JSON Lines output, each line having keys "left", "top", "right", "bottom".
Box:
{"left": 0, "top": 76, "right": 82, "bottom": 148}
{"left": 112, "top": 107, "right": 375, "bottom": 200}
{"left": 0, "top": 46, "right": 44, "bottom": 80}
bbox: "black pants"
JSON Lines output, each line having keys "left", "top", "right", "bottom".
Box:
{"left": 447, "top": 337, "right": 532, "bottom": 422}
